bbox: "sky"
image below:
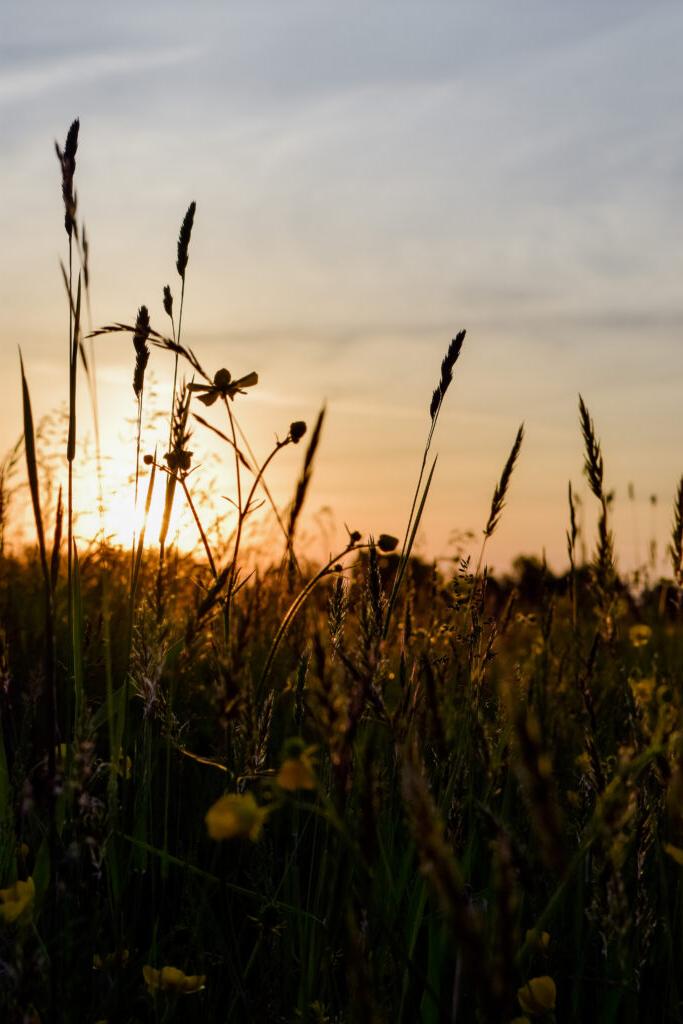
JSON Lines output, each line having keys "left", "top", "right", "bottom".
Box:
{"left": 2, "top": 1, "right": 683, "bottom": 572}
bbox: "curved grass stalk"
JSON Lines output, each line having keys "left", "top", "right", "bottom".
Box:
{"left": 259, "top": 542, "right": 370, "bottom": 688}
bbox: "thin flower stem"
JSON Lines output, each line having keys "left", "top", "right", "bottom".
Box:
{"left": 179, "top": 474, "right": 218, "bottom": 579}
{"left": 231, "top": 411, "right": 301, "bottom": 577}
{"left": 223, "top": 397, "right": 244, "bottom": 642}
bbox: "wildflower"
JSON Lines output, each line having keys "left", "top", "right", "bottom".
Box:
{"left": 188, "top": 368, "right": 258, "bottom": 406}
{"left": 164, "top": 448, "right": 193, "bottom": 473}
{"left": 276, "top": 741, "right": 317, "bottom": 792}
{"left": 517, "top": 976, "right": 556, "bottom": 1016}
{"left": 111, "top": 750, "right": 133, "bottom": 779}
{"left": 525, "top": 928, "right": 551, "bottom": 952}
{"left": 377, "top": 534, "right": 399, "bottom": 553}
{"left": 205, "top": 792, "right": 268, "bottom": 841}
{"left": 289, "top": 421, "right": 307, "bottom": 444}
{"left": 629, "top": 677, "right": 655, "bottom": 704}
{"left": 629, "top": 624, "right": 652, "bottom": 648}
{"left": 143, "top": 964, "right": 206, "bottom": 994}
{"left": 0, "top": 876, "right": 35, "bottom": 925}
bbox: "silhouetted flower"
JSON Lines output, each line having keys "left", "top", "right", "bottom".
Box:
{"left": 378, "top": 534, "right": 399, "bottom": 553}
{"left": 188, "top": 368, "right": 258, "bottom": 406}
{"left": 289, "top": 421, "right": 307, "bottom": 444}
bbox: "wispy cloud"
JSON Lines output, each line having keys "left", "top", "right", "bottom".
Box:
{"left": 0, "top": 45, "right": 203, "bottom": 105}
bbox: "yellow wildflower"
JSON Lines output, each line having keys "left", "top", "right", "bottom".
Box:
{"left": 0, "top": 876, "right": 35, "bottom": 925}
{"left": 276, "top": 743, "right": 317, "bottom": 792}
{"left": 629, "top": 624, "right": 652, "bottom": 648}
{"left": 143, "top": 965, "right": 206, "bottom": 994}
{"left": 524, "top": 928, "right": 550, "bottom": 952}
{"left": 629, "top": 677, "right": 655, "bottom": 704}
{"left": 205, "top": 792, "right": 268, "bottom": 841}
{"left": 517, "top": 975, "right": 556, "bottom": 1015}
{"left": 111, "top": 750, "right": 133, "bottom": 779}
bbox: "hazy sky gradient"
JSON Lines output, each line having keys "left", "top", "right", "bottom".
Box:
{"left": 2, "top": 2, "right": 683, "bottom": 570}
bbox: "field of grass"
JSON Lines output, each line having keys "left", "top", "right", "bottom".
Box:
{"left": 2, "top": 120, "right": 683, "bottom": 1024}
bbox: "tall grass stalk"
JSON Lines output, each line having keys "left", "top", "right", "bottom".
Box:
{"left": 384, "top": 332, "right": 465, "bottom": 636}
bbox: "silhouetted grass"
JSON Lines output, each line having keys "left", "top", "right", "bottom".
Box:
{"left": 2, "top": 121, "right": 683, "bottom": 1024}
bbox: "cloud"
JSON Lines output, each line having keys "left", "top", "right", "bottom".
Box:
{"left": 0, "top": 45, "right": 203, "bottom": 106}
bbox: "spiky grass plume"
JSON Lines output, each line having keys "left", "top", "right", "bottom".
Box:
{"left": 384, "top": 332, "right": 466, "bottom": 635}
{"left": 163, "top": 285, "right": 174, "bottom": 320}
{"left": 164, "top": 383, "right": 193, "bottom": 477}
{"left": 132, "top": 305, "right": 151, "bottom": 398}
{"left": 567, "top": 481, "right": 578, "bottom": 564}
{"left": 176, "top": 201, "right": 196, "bottom": 280}
{"left": 286, "top": 404, "right": 325, "bottom": 562}
{"left": 579, "top": 394, "right": 604, "bottom": 501}
{"left": 670, "top": 474, "right": 683, "bottom": 585}
{"left": 484, "top": 423, "right": 525, "bottom": 538}
{"left": 578, "top": 396, "right": 615, "bottom": 608}
{"left": 429, "top": 329, "right": 465, "bottom": 421}
{"left": 328, "top": 575, "right": 349, "bottom": 656}
{"left": 159, "top": 383, "right": 193, "bottom": 554}
{"left": 55, "top": 118, "right": 79, "bottom": 237}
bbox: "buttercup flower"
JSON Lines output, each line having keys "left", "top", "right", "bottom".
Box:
{"left": 629, "top": 624, "right": 652, "bottom": 648}
{"left": 143, "top": 965, "right": 206, "bottom": 994}
{"left": 276, "top": 742, "right": 318, "bottom": 792}
{"left": 205, "top": 792, "right": 268, "bottom": 841}
{"left": 288, "top": 420, "right": 307, "bottom": 444}
{"left": 0, "top": 876, "right": 35, "bottom": 925}
{"left": 524, "top": 929, "right": 551, "bottom": 952}
{"left": 517, "top": 975, "right": 556, "bottom": 1015}
{"left": 188, "top": 368, "right": 258, "bottom": 406}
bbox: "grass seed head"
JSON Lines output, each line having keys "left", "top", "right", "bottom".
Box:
{"left": 55, "top": 118, "right": 79, "bottom": 237}
{"left": 132, "top": 305, "right": 151, "bottom": 397}
{"left": 176, "top": 200, "right": 196, "bottom": 280}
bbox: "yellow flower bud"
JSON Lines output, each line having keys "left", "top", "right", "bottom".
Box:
{"left": 517, "top": 975, "right": 556, "bottom": 1015}
{"left": 0, "top": 876, "right": 35, "bottom": 925}
{"left": 143, "top": 964, "right": 206, "bottom": 994}
{"left": 205, "top": 793, "right": 268, "bottom": 841}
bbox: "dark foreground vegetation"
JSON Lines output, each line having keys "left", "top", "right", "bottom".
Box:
{"left": 2, "top": 120, "right": 683, "bottom": 1024}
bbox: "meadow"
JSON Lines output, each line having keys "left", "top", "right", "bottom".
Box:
{"left": 1, "top": 120, "right": 683, "bottom": 1024}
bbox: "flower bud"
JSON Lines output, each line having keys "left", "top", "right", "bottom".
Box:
{"left": 289, "top": 421, "right": 307, "bottom": 444}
